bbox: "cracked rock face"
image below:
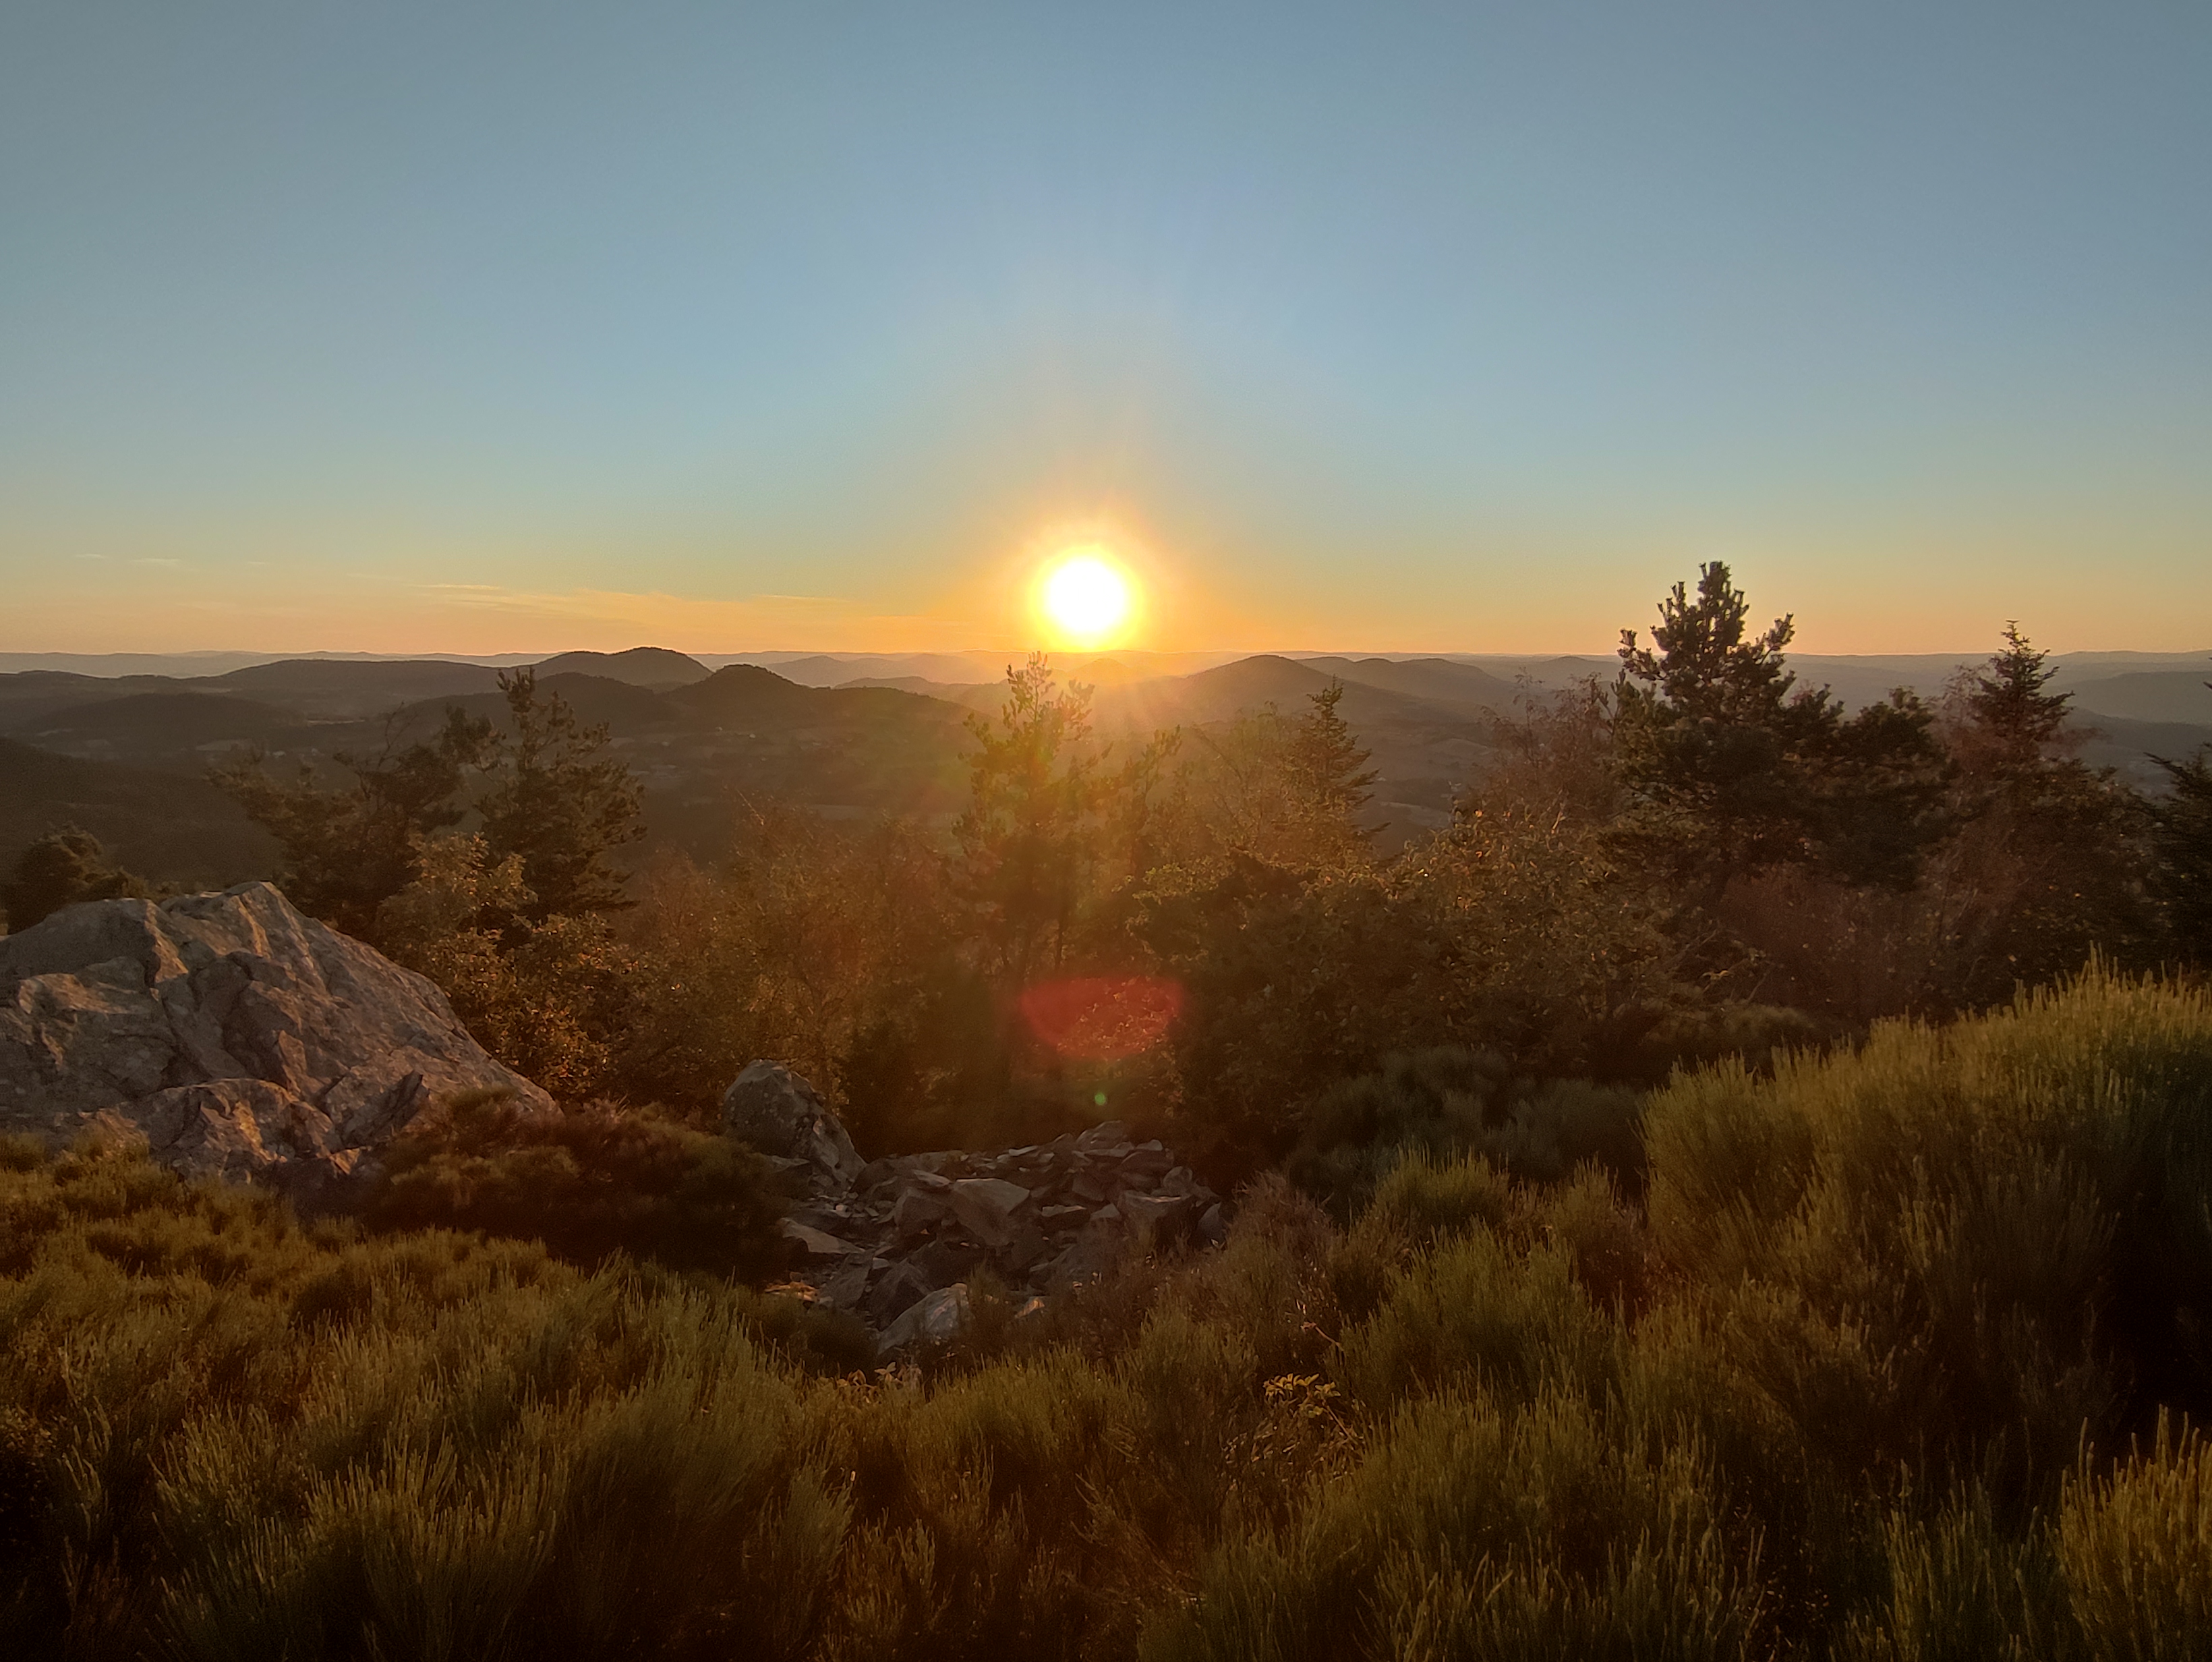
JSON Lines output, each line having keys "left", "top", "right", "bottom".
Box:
{"left": 736, "top": 1064, "right": 1228, "bottom": 1356}
{"left": 0, "top": 883, "right": 551, "bottom": 1196}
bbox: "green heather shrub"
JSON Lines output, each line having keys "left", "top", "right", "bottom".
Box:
{"left": 1364, "top": 1148, "right": 1513, "bottom": 1249}
{"left": 1148, "top": 1387, "right": 1771, "bottom": 1662}
{"left": 359, "top": 1093, "right": 789, "bottom": 1284}
{"left": 2057, "top": 1412, "right": 2212, "bottom": 1660}
{"left": 3, "top": 969, "right": 2210, "bottom": 1658}
{"left": 1335, "top": 1231, "right": 1621, "bottom": 1414}
{"left": 1644, "top": 965, "right": 2212, "bottom": 1485}
{"left": 1286, "top": 1048, "right": 1643, "bottom": 1216}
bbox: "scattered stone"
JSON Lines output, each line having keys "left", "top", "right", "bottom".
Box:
{"left": 891, "top": 1187, "right": 948, "bottom": 1240}
{"left": 865, "top": 1259, "right": 934, "bottom": 1325}
{"left": 1043, "top": 1216, "right": 1125, "bottom": 1292}
{"left": 1119, "top": 1190, "right": 1192, "bottom": 1237}
{"left": 945, "top": 1176, "right": 1030, "bottom": 1247}
{"left": 811, "top": 1251, "right": 876, "bottom": 1310}
{"left": 910, "top": 1236, "right": 983, "bottom": 1288}
{"left": 717, "top": 1064, "right": 1226, "bottom": 1356}
{"left": 778, "top": 1219, "right": 855, "bottom": 1259}
{"left": 877, "top": 1283, "right": 970, "bottom": 1355}
{"left": 1001, "top": 1223, "right": 1051, "bottom": 1274}
{"left": 722, "top": 1061, "right": 864, "bottom": 1192}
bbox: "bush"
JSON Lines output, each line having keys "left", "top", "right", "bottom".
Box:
{"left": 1148, "top": 1387, "right": 1772, "bottom": 1662}
{"left": 1, "top": 827, "right": 146, "bottom": 933}
{"left": 1643, "top": 966, "right": 2212, "bottom": 1487}
{"left": 2058, "top": 1412, "right": 2212, "bottom": 1659}
{"left": 1286, "top": 1048, "right": 1643, "bottom": 1216}
{"left": 359, "top": 1094, "right": 788, "bottom": 1283}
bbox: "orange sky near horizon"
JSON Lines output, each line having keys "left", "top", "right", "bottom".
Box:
{"left": 9, "top": 502, "right": 2209, "bottom": 660}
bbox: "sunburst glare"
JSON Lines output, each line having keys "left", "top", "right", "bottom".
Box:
{"left": 1036, "top": 550, "right": 1136, "bottom": 648}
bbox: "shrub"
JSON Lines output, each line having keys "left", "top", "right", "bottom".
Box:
{"left": 359, "top": 1095, "right": 787, "bottom": 1283}
{"left": 2058, "top": 1412, "right": 2212, "bottom": 1660}
{"left": 1146, "top": 1387, "right": 1771, "bottom": 1662}
{"left": 1643, "top": 967, "right": 2212, "bottom": 1487}
{"left": 1335, "top": 1231, "right": 1621, "bottom": 1414}
{"left": 1287, "top": 1048, "right": 1643, "bottom": 1216}
{"left": 1, "top": 827, "right": 147, "bottom": 933}
{"left": 5, "top": 967, "right": 2210, "bottom": 1657}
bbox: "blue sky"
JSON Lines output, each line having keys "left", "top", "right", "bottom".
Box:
{"left": 3, "top": 1, "right": 2208, "bottom": 653}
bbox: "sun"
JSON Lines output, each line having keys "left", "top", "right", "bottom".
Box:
{"left": 1036, "top": 550, "right": 1136, "bottom": 648}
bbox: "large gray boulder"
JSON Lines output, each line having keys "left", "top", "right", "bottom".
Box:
{"left": 0, "top": 882, "right": 550, "bottom": 1193}
{"left": 722, "top": 1060, "right": 865, "bottom": 1192}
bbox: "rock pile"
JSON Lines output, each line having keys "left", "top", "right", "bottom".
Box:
{"left": 728, "top": 1063, "right": 1224, "bottom": 1355}
{"left": 0, "top": 884, "right": 550, "bottom": 1195}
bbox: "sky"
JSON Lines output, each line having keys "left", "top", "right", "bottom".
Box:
{"left": 3, "top": 1, "right": 2209, "bottom": 656}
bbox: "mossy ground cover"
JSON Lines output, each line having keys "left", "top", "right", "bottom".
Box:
{"left": 3, "top": 970, "right": 2208, "bottom": 1659}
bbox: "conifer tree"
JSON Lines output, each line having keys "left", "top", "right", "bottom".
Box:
{"left": 1960, "top": 621, "right": 2074, "bottom": 767}
{"left": 1928, "top": 623, "right": 2156, "bottom": 1001}
{"left": 1614, "top": 562, "right": 1945, "bottom": 891}
{"left": 2145, "top": 666, "right": 2212, "bottom": 963}
{"left": 1287, "top": 681, "right": 1379, "bottom": 840}
{"left": 2147, "top": 749, "right": 2212, "bottom": 961}
{"left": 212, "top": 705, "right": 498, "bottom": 940}
{"left": 475, "top": 668, "right": 646, "bottom": 923}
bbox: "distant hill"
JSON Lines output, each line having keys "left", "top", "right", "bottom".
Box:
{"left": 2067, "top": 669, "right": 2212, "bottom": 726}
{"left": 747, "top": 652, "right": 998, "bottom": 687}
{"left": 666, "top": 664, "right": 844, "bottom": 724}
{"left": 388, "top": 672, "right": 679, "bottom": 737}
{"left": 204, "top": 658, "right": 503, "bottom": 717}
{"left": 531, "top": 647, "right": 709, "bottom": 688}
{"left": 3, "top": 648, "right": 2203, "bottom": 888}
{"left": 1300, "top": 656, "right": 1526, "bottom": 717}
{"left": 0, "top": 670, "right": 198, "bottom": 728}
{"left": 2074, "top": 714, "right": 2212, "bottom": 789}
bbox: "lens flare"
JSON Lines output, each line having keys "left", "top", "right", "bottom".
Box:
{"left": 1037, "top": 551, "right": 1135, "bottom": 648}
{"left": 1019, "top": 976, "right": 1184, "bottom": 1061}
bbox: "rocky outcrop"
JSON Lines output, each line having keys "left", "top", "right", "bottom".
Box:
{"left": 744, "top": 1069, "right": 1226, "bottom": 1356}
{"left": 0, "top": 883, "right": 550, "bottom": 1195}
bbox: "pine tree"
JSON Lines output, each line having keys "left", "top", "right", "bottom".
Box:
{"left": 1617, "top": 561, "right": 1801, "bottom": 724}
{"left": 1960, "top": 621, "right": 2074, "bottom": 767}
{"left": 475, "top": 668, "right": 645, "bottom": 923}
{"left": 2147, "top": 749, "right": 2212, "bottom": 961}
{"left": 2146, "top": 666, "right": 2212, "bottom": 962}
{"left": 211, "top": 705, "right": 498, "bottom": 940}
{"left": 1614, "top": 562, "right": 1946, "bottom": 890}
{"left": 1286, "top": 681, "right": 1378, "bottom": 855}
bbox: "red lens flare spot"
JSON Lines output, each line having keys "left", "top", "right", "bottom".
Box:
{"left": 1018, "top": 976, "right": 1185, "bottom": 1061}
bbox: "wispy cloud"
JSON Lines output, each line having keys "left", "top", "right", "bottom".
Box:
{"left": 405, "top": 582, "right": 979, "bottom": 652}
